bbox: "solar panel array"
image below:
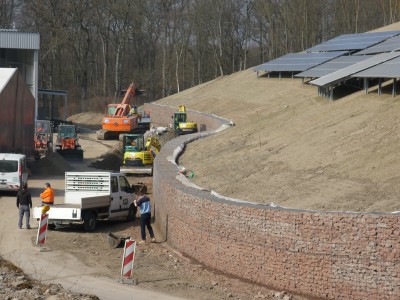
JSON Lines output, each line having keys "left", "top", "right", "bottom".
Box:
{"left": 309, "top": 52, "right": 400, "bottom": 87}
{"left": 255, "top": 29, "right": 400, "bottom": 91}
{"left": 352, "top": 55, "right": 400, "bottom": 78}
{"left": 254, "top": 51, "right": 347, "bottom": 72}
{"left": 295, "top": 55, "right": 371, "bottom": 78}
{"left": 355, "top": 35, "right": 400, "bottom": 55}
{"left": 306, "top": 30, "right": 400, "bottom": 52}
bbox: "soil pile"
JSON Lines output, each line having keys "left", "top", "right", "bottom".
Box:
{"left": 67, "top": 112, "right": 103, "bottom": 130}
{"left": 89, "top": 152, "right": 123, "bottom": 171}
{"left": 30, "top": 152, "right": 73, "bottom": 176}
{"left": 0, "top": 256, "right": 99, "bottom": 300}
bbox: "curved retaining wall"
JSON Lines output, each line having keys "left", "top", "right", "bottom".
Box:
{"left": 146, "top": 103, "right": 400, "bottom": 300}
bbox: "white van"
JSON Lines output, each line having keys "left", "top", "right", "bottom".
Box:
{"left": 0, "top": 153, "right": 29, "bottom": 192}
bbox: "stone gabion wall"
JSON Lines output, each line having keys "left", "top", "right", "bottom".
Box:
{"left": 147, "top": 102, "right": 400, "bottom": 300}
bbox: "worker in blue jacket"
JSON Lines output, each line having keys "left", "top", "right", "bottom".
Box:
{"left": 134, "top": 191, "right": 156, "bottom": 244}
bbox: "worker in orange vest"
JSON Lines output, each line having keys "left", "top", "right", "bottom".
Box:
{"left": 40, "top": 183, "right": 55, "bottom": 206}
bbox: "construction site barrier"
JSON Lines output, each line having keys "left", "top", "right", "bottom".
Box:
{"left": 36, "top": 213, "right": 48, "bottom": 246}
{"left": 121, "top": 239, "right": 136, "bottom": 279}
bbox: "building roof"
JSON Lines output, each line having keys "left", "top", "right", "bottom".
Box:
{"left": 0, "top": 30, "right": 40, "bottom": 50}
{"left": 0, "top": 68, "right": 17, "bottom": 94}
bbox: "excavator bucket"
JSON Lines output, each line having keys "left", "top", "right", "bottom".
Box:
{"left": 56, "top": 148, "right": 84, "bottom": 161}
{"left": 107, "top": 232, "right": 129, "bottom": 249}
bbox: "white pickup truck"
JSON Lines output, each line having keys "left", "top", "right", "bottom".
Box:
{"left": 33, "top": 172, "right": 137, "bottom": 232}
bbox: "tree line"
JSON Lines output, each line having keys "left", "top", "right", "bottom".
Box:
{"left": 2, "top": 0, "right": 400, "bottom": 113}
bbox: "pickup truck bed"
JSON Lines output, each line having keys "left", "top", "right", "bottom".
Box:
{"left": 33, "top": 195, "right": 110, "bottom": 221}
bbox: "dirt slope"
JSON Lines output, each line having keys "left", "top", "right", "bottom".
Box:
{"left": 157, "top": 69, "right": 400, "bottom": 213}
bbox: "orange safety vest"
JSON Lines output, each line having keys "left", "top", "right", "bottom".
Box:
{"left": 40, "top": 187, "right": 55, "bottom": 204}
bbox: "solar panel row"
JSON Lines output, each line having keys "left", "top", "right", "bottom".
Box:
{"left": 309, "top": 52, "right": 400, "bottom": 87}
{"left": 353, "top": 56, "right": 400, "bottom": 78}
{"left": 355, "top": 35, "right": 400, "bottom": 55}
{"left": 306, "top": 30, "right": 400, "bottom": 52}
{"left": 255, "top": 29, "right": 400, "bottom": 87}
{"left": 254, "top": 51, "right": 347, "bottom": 72}
{"left": 296, "top": 56, "right": 370, "bottom": 78}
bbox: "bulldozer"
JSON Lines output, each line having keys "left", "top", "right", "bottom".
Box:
{"left": 33, "top": 120, "right": 53, "bottom": 160}
{"left": 97, "top": 83, "right": 150, "bottom": 140}
{"left": 173, "top": 105, "right": 198, "bottom": 135}
{"left": 119, "top": 134, "right": 161, "bottom": 175}
{"left": 55, "top": 125, "right": 83, "bottom": 160}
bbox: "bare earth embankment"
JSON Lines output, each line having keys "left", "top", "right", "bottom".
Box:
{"left": 157, "top": 69, "right": 400, "bottom": 213}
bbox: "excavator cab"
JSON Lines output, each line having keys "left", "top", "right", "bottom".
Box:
{"left": 120, "top": 134, "right": 160, "bottom": 176}
{"left": 173, "top": 112, "right": 187, "bottom": 130}
{"left": 56, "top": 125, "right": 83, "bottom": 160}
{"left": 58, "top": 125, "right": 75, "bottom": 140}
{"left": 106, "top": 105, "right": 118, "bottom": 116}
{"left": 123, "top": 134, "right": 144, "bottom": 153}
{"left": 173, "top": 105, "right": 198, "bottom": 135}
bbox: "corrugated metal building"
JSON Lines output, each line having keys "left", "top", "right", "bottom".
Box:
{"left": 0, "top": 68, "right": 35, "bottom": 155}
{"left": 0, "top": 29, "right": 39, "bottom": 118}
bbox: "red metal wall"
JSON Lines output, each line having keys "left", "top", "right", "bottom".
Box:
{"left": 0, "top": 69, "right": 35, "bottom": 156}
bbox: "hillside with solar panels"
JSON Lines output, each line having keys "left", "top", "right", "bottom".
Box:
{"left": 156, "top": 22, "right": 400, "bottom": 213}
{"left": 255, "top": 26, "right": 400, "bottom": 100}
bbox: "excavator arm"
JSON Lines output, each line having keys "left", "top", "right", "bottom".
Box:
{"left": 145, "top": 137, "right": 161, "bottom": 154}
{"left": 112, "top": 83, "right": 138, "bottom": 117}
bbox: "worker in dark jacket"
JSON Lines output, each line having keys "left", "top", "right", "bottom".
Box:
{"left": 16, "top": 183, "right": 32, "bottom": 229}
{"left": 134, "top": 191, "right": 155, "bottom": 244}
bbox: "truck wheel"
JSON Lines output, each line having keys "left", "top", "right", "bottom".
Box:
{"left": 83, "top": 212, "right": 97, "bottom": 232}
{"left": 48, "top": 223, "right": 56, "bottom": 230}
{"left": 127, "top": 205, "right": 137, "bottom": 222}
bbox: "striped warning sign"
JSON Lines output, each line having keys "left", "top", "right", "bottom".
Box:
{"left": 36, "top": 214, "right": 49, "bottom": 246}
{"left": 121, "top": 239, "right": 136, "bottom": 278}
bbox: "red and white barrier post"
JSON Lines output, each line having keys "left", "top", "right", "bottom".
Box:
{"left": 36, "top": 213, "right": 49, "bottom": 248}
{"left": 120, "top": 239, "right": 136, "bottom": 283}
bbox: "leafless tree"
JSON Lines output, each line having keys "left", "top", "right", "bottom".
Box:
{"left": 14, "top": 0, "right": 400, "bottom": 113}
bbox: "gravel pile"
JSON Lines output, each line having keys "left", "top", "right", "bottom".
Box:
{"left": 0, "top": 256, "right": 99, "bottom": 300}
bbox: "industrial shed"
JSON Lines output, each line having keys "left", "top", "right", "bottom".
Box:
{"left": 0, "top": 29, "right": 40, "bottom": 118}
{"left": 0, "top": 68, "right": 35, "bottom": 156}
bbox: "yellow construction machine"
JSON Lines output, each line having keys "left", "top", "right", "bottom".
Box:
{"left": 173, "top": 105, "right": 198, "bottom": 135}
{"left": 119, "top": 134, "right": 161, "bottom": 175}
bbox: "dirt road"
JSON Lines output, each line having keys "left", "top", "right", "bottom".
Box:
{"left": 0, "top": 131, "right": 302, "bottom": 300}
{"left": 0, "top": 133, "right": 183, "bottom": 300}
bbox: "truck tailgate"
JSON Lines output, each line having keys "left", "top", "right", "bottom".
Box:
{"left": 32, "top": 195, "right": 110, "bottom": 220}
{"left": 33, "top": 205, "right": 82, "bottom": 221}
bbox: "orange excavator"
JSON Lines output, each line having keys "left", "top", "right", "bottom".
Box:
{"left": 96, "top": 83, "right": 149, "bottom": 140}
